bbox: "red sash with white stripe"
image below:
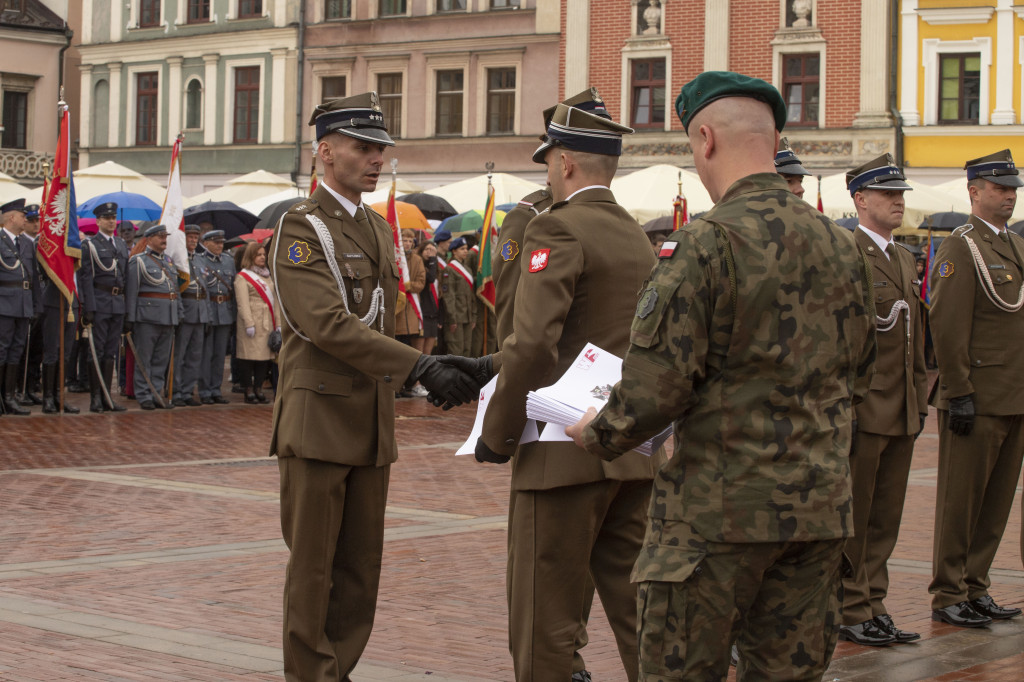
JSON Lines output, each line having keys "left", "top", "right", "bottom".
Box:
{"left": 448, "top": 259, "right": 474, "bottom": 287}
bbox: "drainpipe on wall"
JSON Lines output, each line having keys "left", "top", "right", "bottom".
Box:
{"left": 889, "top": 0, "right": 904, "bottom": 168}
{"left": 292, "top": 2, "right": 306, "bottom": 187}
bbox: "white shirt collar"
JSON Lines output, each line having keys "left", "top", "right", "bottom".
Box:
{"left": 974, "top": 215, "right": 1005, "bottom": 236}
{"left": 857, "top": 224, "right": 895, "bottom": 260}
{"left": 565, "top": 185, "right": 608, "bottom": 203}
{"left": 1, "top": 227, "right": 17, "bottom": 242}
{"left": 320, "top": 181, "right": 363, "bottom": 218}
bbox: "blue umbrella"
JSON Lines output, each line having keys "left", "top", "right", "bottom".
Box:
{"left": 78, "top": 191, "right": 163, "bottom": 221}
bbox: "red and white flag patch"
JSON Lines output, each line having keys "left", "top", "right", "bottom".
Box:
{"left": 529, "top": 248, "right": 550, "bottom": 272}
{"left": 659, "top": 242, "right": 678, "bottom": 259}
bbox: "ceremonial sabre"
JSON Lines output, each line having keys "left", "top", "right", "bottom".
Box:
{"left": 84, "top": 325, "right": 114, "bottom": 410}
{"left": 124, "top": 331, "right": 167, "bottom": 409}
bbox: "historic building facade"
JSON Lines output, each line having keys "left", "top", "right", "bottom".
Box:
{"left": 899, "top": 0, "right": 1024, "bottom": 176}
{"left": 302, "top": 0, "right": 560, "bottom": 178}
{"left": 0, "top": 0, "right": 71, "bottom": 184}
{"left": 76, "top": 0, "right": 299, "bottom": 195}
{"left": 564, "top": 0, "right": 896, "bottom": 172}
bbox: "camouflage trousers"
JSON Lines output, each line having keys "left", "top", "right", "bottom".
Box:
{"left": 637, "top": 532, "right": 844, "bottom": 681}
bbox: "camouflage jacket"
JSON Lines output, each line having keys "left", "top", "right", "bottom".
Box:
{"left": 583, "top": 172, "right": 876, "bottom": 554}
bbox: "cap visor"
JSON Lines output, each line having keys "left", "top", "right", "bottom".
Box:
{"left": 862, "top": 179, "right": 913, "bottom": 191}
{"left": 338, "top": 127, "right": 395, "bottom": 147}
{"left": 532, "top": 140, "right": 554, "bottom": 164}
{"left": 778, "top": 162, "right": 811, "bottom": 176}
{"left": 986, "top": 175, "right": 1024, "bottom": 188}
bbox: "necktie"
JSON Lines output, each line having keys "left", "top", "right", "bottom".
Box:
{"left": 1000, "top": 231, "right": 1010, "bottom": 243}
{"left": 886, "top": 243, "right": 903, "bottom": 282}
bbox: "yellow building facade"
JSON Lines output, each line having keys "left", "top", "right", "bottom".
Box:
{"left": 899, "top": 0, "right": 1024, "bottom": 171}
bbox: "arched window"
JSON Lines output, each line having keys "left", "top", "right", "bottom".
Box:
{"left": 93, "top": 79, "right": 110, "bottom": 147}
{"left": 185, "top": 78, "right": 202, "bottom": 129}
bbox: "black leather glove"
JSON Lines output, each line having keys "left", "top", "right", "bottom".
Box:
{"left": 82, "top": 311, "right": 94, "bottom": 327}
{"left": 436, "top": 355, "right": 495, "bottom": 389}
{"left": 123, "top": 320, "right": 134, "bottom": 335}
{"left": 475, "top": 437, "right": 511, "bottom": 464}
{"left": 916, "top": 413, "right": 927, "bottom": 440}
{"left": 411, "top": 355, "right": 477, "bottom": 407}
{"left": 948, "top": 395, "right": 975, "bottom": 436}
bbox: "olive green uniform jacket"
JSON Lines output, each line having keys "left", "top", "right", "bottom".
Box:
{"left": 493, "top": 189, "right": 552, "bottom": 347}
{"left": 584, "top": 173, "right": 877, "bottom": 556}
{"left": 482, "top": 187, "right": 667, "bottom": 491}
{"left": 270, "top": 186, "right": 421, "bottom": 466}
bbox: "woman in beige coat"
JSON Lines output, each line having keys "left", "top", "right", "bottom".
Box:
{"left": 234, "top": 241, "right": 279, "bottom": 404}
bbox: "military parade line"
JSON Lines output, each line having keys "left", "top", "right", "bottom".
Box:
{"left": 3, "top": 71, "right": 1024, "bottom": 682}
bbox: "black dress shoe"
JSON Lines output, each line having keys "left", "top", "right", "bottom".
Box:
{"left": 139, "top": 400, "right": 156, "bottom": 410}
{"left": 107, "top": 401, "right": 127, "bottom": 412}
{"left": 62, "top": 403, "right": 80, "bottom": 414}
{"left": 201, "top": 396, "right": 215, "bottom": 405}
{"left": 211, "top": 395, "right": 229, "bottom": 404}
{"left": 874, "top": 614, "right": 920, "bottom": 642}
{"left": 839, "top": 620, "right": 896, "bottom": 646}
{"left": 172, "top": 398, "right": 188, "bottom": 407}
{"left": 184, "top": 398, "right": 202, "bottom": 407}
{"left": 932, "top": 601, "right": 992, "bottom": 628}
{"left": 970, "top": 595, "right": 1022, "bottom": 620}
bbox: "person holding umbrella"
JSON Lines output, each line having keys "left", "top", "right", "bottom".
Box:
{"left": 194, "top": 229, "right": 236, "bottom": 404}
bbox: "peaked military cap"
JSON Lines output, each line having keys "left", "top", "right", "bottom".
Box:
{"left": 0, "top": 198, "right": 26, "bottom": 213}
{"left": 676, "top": 71, "right": 787, "bottom": 134}
{"left": 964, "top": 149, "right": 1023, "bottom": 187}
{"left": 846, "top": 153, "right": 913, "bottom": 195}
{"left": 774, "top": 138, "right": 811, "bottom": 177}
{"left": 143, "top": 224, "right": 168, "bottom": 238}
{"left": 532, "top": 88, "right": 634, "bottom": 164}
{"left": 183, "top": 223, "right": 202, "bottom": 234}
{"left": 94, "top": 202, "right": 119, "bottom": 217}
{"left": 201, "top": 229, "right": 226, "bottom": 242}
{"left": 23, "top": 204, "right": 40, "bottom": 219}
{"left": 310, "top": 91, "right": 395, "bottom": 147}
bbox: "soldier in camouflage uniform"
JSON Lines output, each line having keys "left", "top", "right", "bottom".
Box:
{"left": 569, "top": 71, "right": 877, "bottom": 681}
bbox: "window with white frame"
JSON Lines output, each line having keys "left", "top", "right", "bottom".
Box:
{"left": 938, "top": 53, "right": 981, "bottom": 124}
{"left": 435, "top": 69, "right": 464, "bottom": 136}
{"left": 238, "top": 0, "right": 262, "bottom": 18}
{"left": 379, "top": 0, "right": 406, "bottom": 16}
{"left": 136, "top": 72, "right": 159, "bottom": 146}
{"left": 486, "top": 67, "right": 515, "bottom": 134}
{"left": 378, "top": 73, "right": 403, "bottom": 138}
{"left": 140, "top": 0, "right": 160, "bottom": 27}
{"left": 322, "top": 75, "right": 346, "bottom": 99}
{"left": 185, "top": 79, "right": 203, "bottom": 129}
{"left": 326, "top": 0, "right": 351, "bottom": 19}
{"left": 187, "top": 0, "right": 209, "bottom": 23}
{"left": 234, "top": 66, "right": 260, "bottom": 143}
{"left": 1, "top": 90, "right": 28, "bottom": 149}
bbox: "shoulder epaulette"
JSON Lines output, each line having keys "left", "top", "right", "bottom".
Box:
{"left": 288, "top": 199, "right": 317, "bottom": 215}
{"left": 952, "top": 224, "right": 974, "bottom": 237}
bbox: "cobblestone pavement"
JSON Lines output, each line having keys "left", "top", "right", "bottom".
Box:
{"left": 0, "top": 386, "right": 1022, "bottom": 681}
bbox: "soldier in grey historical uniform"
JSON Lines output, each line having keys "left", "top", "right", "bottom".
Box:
{"left": 0, "top": 198, "right": 37, "bottom": 415}
{"left": 125, "top": 224, "right": 182, "bottom": 410}
{"left": 172, "top": 224, "right": 209, "bottom": 406}
{"left": 195, "top": 229, "right": 235, "bottom": 404}
{"left": 78, "top": 201, "right": 129, "bottom": 412}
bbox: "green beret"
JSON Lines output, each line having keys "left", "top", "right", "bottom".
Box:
{"left": 675, "top": 71, "right": 787, "bottom": 133}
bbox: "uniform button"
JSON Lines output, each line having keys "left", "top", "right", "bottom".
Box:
{"left": 384, "top": 375, "right": 392, "bottom": 383}
{"left": 505, "top": 438, "right": 515, "bottom": 446}
{"left": 975, "top": 360, "right": 981, "bottom": 366}
{"left": 318, "top": 384, "right": 325, "bottom": 391}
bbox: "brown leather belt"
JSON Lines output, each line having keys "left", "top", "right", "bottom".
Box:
{"left": 210, "top": 294, "right": 232, "bottom": 303}
{"left": 0, "top": 280, "right": 31, "bottom": 290}
{"left": 139, "top": 292, "right": 178, "bottom": 300}
{"left": 96, "top": 284, "right": 123, "bottom": 295}
{"left": 181, "top": 292, "right": 207, "bottom": 300}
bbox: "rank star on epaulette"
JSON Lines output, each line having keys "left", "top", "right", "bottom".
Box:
{"left": 500, "top": 238, "right": 520, "bottom": 262}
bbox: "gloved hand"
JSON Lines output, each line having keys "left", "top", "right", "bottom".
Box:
{"left": 81, "top": 311, "right": 94, "bottom": 327}
{"left": 411, "top": 355, "right": 478, "bottom": 407}
{"left": 948, "top": 395, "right": 975, "bottom": 436}
{"left": 123, "top": 320, "right": 134, "bottom": 335}
{"left": 475, "top": 437, "right": 511, "bottom": 464}
{"left": 916, "top": 413, "right": 927, "bottom": 439}
{"left": 246, "top": 326, "right": 256, "bottom": 338}
{"left": 435, "top": 355, "right": 495, "bottom": 389}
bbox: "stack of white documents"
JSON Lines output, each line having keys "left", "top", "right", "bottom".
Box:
{"left": 525, "top": 343, "right": 670, "bottom": 457}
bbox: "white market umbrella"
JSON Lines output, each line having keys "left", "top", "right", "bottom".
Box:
{"left": 428, "top": 173, "right": 543, "bottom": 213}
{"left": 186, "top": 169, "right": 297, "bottom": 207}
{"left": 934, "top": 177, "right": 1024, "bottom": 222}
{"left": 0, "top": 170, "right": 31, "bottom": 204}
{"left": 610, "top": 164, "right": 713, "bottom": 225}
{"left": 72, "top": 160, "right": 167, "bottom": 202}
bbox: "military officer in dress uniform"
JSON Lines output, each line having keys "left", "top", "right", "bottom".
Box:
{"left": 468, "top": 90, "right": 667, "bottom": 682}
{"left": 19, "top": 204, "right": 43, "bottom": 406}
{"left": 78, "top": 201, "right": 129, "bottom": 412}
{"left": 929, "top": 149, "right": 1024, "bottom": 627}
{"left": 172, "top": 224, "right": 209, "bottom": 406}
{"left": 270, "top": 92, "right": 478, "bottom": 682}
{"left": 838, "top": 155, "right": 928, "bottom": 646}
{"left": 443, "top": 236, "right": 476, "bottom": 356}
{"left": 194, "top": 229, "right": 235, "bottom": 404}
{"left": 0, "top": 198, "right": 37, "bottom": 415}
{"left": 569, "top": 71, "right": 876, "bottom": 680}
{"left": 774, "top": 137, "right": 812, "bottom": 199}
{"left": 125, "top": 224, "right": 181, "bottom": 410}
{"left": 39, "top": 248, "right": 81, "bottom": 415}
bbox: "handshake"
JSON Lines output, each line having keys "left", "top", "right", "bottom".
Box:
{"left": 409, "top": 354, "right": 495, "bottom": 410}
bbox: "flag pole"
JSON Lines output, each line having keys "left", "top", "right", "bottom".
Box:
{"left": 481, "top": 161, "right": 495, "bottom": 352}
{"left": 57, "top": 90, "right": 66, "bottom": 414}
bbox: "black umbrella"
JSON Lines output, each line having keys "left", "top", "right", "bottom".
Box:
{"left": 183, "top": 200, "right": 259, "bottom": 240}
{"left": 919, "top": 211, "right": 969, "bottom": 230}
{"left": 642, "top": 215, "right": 674, "bottom": 234}
{"left": 255, "top": 197, "right": 304, "bottom": 231}
{"left": 398, "top": 193, "right": 458, "bottom": 221}
{"left": 833, "top": 216, "right": 859, "bottom": 231}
